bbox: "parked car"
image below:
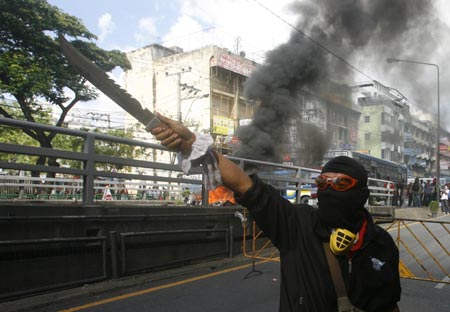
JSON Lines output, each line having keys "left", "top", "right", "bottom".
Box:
{"left": 283, "top": 183, "right": 317, "bottom": 205}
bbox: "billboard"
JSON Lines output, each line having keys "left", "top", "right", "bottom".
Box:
{"left": 212, "top": 116, "right": 234, "bottom": 135}
{"left": 211, "top": 50, "right": 256, "bottom": 77}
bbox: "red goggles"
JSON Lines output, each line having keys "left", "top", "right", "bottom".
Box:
{"left": 315, "top": 174, "right": 358, "bottom": 191}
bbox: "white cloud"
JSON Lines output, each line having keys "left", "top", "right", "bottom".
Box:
{"left": 134, "top": 17, "right": 158, "bottom": 45}
{"left": 160, "top": 0, "right": 296, "bottom": 63}
{"left": 436, "top": 0, "right": 450, "bottom": 25}
{"left": 98, "top": 13, "right": 115, "bottom": 42}
{"left": 139, "top": 17, "right": 157, "bottom": 35}
{"left": 162, "top": 15, "right": 207, "bottom": 50}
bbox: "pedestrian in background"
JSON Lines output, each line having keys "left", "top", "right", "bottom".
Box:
{"left": 406, "top": 182, "right": 413, "bottom": 207}
{"left": 432, "top": 178, "right": 438, "bottom": 203}
{"left": 419, "top": 179, "right": 424, "bottom": 207}
{"left": 423, "top": 180, "right": 432, "bottom": 207}
{"left": 441, "top": 185, "right": 450, "bottom": 215}
{"left": 411, "top": 178, "right": 420, "bottom": 207}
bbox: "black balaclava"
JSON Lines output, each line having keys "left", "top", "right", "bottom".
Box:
{"left": 317, "top": 156, "right": 370, "bottom": 233}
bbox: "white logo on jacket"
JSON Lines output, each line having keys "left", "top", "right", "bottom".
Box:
{"left": 370, "top": 257, "right": 385, "bottom": 271}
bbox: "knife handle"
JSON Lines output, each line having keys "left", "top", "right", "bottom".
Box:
{"left": 144, "top": 116, "right": 162, "bottom": 131}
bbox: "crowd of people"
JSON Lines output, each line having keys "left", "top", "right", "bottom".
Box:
{"left": 405, "top": 177, "right": 450, "bottom": 214}
{"left": 405, "top": 178, "right": 437, "bottom": 208}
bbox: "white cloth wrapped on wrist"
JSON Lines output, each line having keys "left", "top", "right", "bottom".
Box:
{"left": 177, "top": 134, "right": 222, "bottom": 190}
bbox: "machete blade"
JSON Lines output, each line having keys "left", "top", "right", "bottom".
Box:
{"left": 58, "top": 34, "right": 161, "bottom": 130}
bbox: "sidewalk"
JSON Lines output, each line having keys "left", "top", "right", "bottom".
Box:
{"left": 394, "top": 206, "right": 444, "bottom": 219}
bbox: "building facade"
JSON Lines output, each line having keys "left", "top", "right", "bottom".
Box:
{"left": 286, "top": 81, "right": 360, "bottom": 167}
{"left": 353, "top": 80, "right": 450, "bottom": 180}
{"left": 125, "top": 44, "right": 256, "bottom": 156}
{"left": 354, "top": 81, "right": 408, "bottom": 162}
{"left": 123, "top": 43, "right": 450, "bottom": 181}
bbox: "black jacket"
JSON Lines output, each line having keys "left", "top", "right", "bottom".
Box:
{"left": 235, "top": 174, "right": 401, "bottom": 312}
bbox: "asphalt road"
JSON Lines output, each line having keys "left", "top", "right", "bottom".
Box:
{"left": 26, "top": 260, "right": 449, "bottom": 312}
{"left": 2, "top": 212, "right": 449, "bottom": 312}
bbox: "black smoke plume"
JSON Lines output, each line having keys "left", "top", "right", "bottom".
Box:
{"left": 234, "top": 0, "right": 440, "bottom": 165}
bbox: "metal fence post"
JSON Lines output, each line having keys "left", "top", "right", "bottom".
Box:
{"left": 83, "top": 133, "right": 96, "bottom": 204}
{"left": 201, "top": 173, "right": 209, "bottom": 206}
{"left": 228, "top": 224, "right": 234, "bottom": 258}
{"left": 109, "top": 231, "right": 119, "bottom": 279}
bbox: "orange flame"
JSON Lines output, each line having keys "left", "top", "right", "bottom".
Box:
{"left": 208, "top": 185, "right": 236, "bottom": 204}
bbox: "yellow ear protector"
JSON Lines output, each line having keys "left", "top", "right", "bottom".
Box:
{"left": 329, "top": 228, "right": 358, "bottom": 256}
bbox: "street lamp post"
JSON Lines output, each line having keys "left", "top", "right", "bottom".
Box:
{"left": 386, "top": 58, "right": 440, "bottom": 201}
{"left": 184, "top": 93, "right": 210, "bottom": 122}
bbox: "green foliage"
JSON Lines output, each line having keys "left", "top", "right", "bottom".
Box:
{"left": 0, "top": 0, "right": 131, "bottom": 106}
{"left": 429, "top": 200, "right": 439, "bottom": 212}
{"left": 92, "top": 128, "right": 137, "bottom": 172}
{"left": 0, "top": 100, "right": 49, "bottom": 164}
{"left": 0, "top": 0, "right": 93, "bottom": 102}
{"left": 0, "top": 0, "right": 133, "bottom": 171}
{"left": 0, "top": 101, "right": 138, "bottom": 171}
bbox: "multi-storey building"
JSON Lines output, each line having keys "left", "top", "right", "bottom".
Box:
{"left": 125, "top": 44, "right": 257, "bottom": 156}
{"left": 287, "top": 81, "right": 360, "bottom": 167}
{"left": 440, "top": 138, "right": 450, "bottom": 179}
{"left": 123, "top": 43, "right": 450, "bottom": 180}
{"left": 353, "top": 81, "right": 408, "bottom": 163}
{"left": 352, "top": 80, "right": 450, "bottom": 180}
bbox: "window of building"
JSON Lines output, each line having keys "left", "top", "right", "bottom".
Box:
{"left": 339, "top": 127, "right": 346, "bottom": 140}
{"left": 211, "top": 95, "right": 233, "bottom": 117}
{"left": 381, "top": 112, "right": 392, "bottom": 125}
{"left": 237, "top": 99, "right": 254, "bottom": 119}
{"left": 365, "top": 133, "right": 370, "bottom": 141}
{"left": 364, "top": 115, "right": 370, "bottom": 123}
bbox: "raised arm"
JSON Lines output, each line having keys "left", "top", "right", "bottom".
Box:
{"left": 150, "top": 114, "right": 252, "bottom": 196}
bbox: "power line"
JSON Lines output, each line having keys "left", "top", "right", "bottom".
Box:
{"left": 251, "top": 0, "right": 376, "bottom": 82}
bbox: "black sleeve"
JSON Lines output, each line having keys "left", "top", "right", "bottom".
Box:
{"left": 235, "top": 174, "right": 313, "bottom": 251}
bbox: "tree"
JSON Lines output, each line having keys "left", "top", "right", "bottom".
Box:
{"left": 0, "top": 0, "right": 131, "bottom": 176}
{"left": 0, "top": 100, "right": 44, "bottom": 166}
{"left": 92, "top": 128, "right": 138, "bottom": 172}
{"left": 0, "top": 99, "right": 139, "bottom": 172}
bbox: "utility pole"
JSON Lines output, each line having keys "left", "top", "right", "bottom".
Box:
{"left": 166, "top": 67, "right": 191, "bottom": 122}
{"left": 386, "top": 57, "right": 440, "bottom": 201}
{"left": 234, "top": 36, "right": 241, "bottom": 54}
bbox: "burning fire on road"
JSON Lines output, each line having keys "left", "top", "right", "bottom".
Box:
{"left": 208, "top": 185, "right": 237, "bottom": 206}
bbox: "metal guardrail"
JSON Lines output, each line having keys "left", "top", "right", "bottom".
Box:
{"left": 240, "top": 213, "right": 450, "bottom": 285}
{"left": 388, "top": 218, "right": 450, "bottom": 284}
{"left": 0, "top": 228, "right": 232, "bottom": 301}
{"left": 0, "top": 236, "right": 107, "bottom": 301}
{"left": 0, "top": 118, "right": 397, "bottom": 206}
{"left": 0, "top": 174, "right": 179, "bottom": 201}
{"left": 118, "top": 228, "right": 232, "bottom": 275}
{"left": 0, "top": 211, "right": 239, "bottom": 301}
{"left": 0, "top": 118, "right": 205, "bottom": 204}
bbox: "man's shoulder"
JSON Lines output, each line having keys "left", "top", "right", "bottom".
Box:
{"left": 373, "top": 224, "right": 397, "bottom": 246}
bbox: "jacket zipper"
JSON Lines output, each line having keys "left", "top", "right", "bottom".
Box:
{"left": 348, "top": 253, "right": 353, "bottom": 274}
{"left": 348, "top": 241, "right": 370, "bottom": 274}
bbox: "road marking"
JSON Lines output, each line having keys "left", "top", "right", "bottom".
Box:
{"left": 434, "top": 276, "right": 450, "bottom": 289}
{"left": 398, "top": 260, "right": 414, "bottom": 278}
{"left": 59, "top": 260, "right": 267, "bottom": 311}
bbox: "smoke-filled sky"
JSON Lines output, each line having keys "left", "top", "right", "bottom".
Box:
{"left": 304, "top": 0, "right": 450, "bottom": 116}
{"left": 235, "top": 0, "right": 450, "bottom": 162}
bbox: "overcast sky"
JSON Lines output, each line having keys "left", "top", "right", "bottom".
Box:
{"left": 48, "top": 0, "right": 450, "bottom": 130}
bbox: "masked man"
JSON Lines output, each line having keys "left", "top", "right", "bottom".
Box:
{"left": 151, "top": 114, "right": 401, "bottom": 312}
